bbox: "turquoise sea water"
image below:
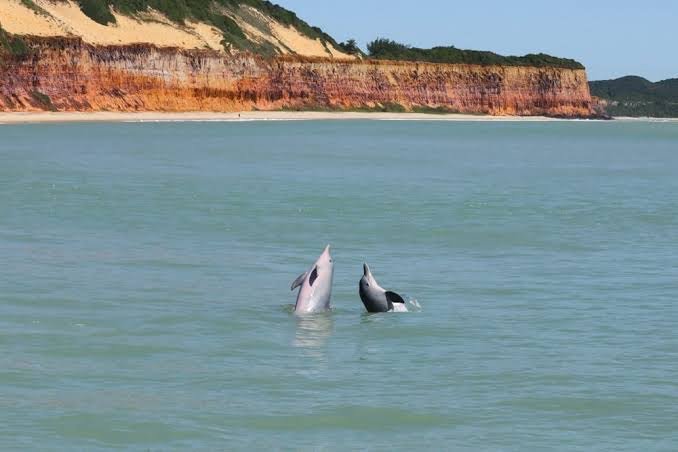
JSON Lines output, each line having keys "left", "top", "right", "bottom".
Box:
{"left": 1, "top": 120, "right": 677, "bottom": 450}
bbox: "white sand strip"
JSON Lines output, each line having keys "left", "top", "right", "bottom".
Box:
{"left": 0, "top": 111, "right": 586, "bottom": 124}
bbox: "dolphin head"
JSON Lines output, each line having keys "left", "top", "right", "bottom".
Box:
{"left": 318, "top": 244, "right": 333, "bottom": 273}
{"left": 360, "top": 263, "right": 383, "bottom": 294}
{"left": 359, "top": 262, "right": 388, "bottom": 312}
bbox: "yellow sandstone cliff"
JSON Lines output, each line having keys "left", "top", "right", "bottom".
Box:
{"left": 0, "top": 1, "right": 593, "bottom": 117}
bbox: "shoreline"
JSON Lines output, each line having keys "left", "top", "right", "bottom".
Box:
{"left": 0, "top": 111, "right": 585, "bottom": 124}
{"left": 0, "top": 111, "right": 676, "bottom": 124}
{"left": 613, "top": 116, "right": 678, "bottom": 122}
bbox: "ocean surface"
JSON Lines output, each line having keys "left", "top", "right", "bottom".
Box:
{"left": 1, "top": 119, "right": 677, "bottom": 450}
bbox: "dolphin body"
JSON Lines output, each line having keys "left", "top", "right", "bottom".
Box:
{"left": 359, "top": 263, "right": 408, "bottom": 313}
{"left": 291, "top": 245, "right": 335, "bottom": 314}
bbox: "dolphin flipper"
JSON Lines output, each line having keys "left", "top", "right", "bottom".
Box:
{"left": 385, "top": 291, "right": 406, "bottom": 305}
{"left": 291, "top": 271, "right": 308, "bottom": 291}
{"left": 385, "top": 291, "right": 407, "bottom": 312}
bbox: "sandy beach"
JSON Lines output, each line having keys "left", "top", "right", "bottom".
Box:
{"left": 1, "top": 112, "right": 673, "bottom": 124}
{"left": 0, "top": 111, "right": 581, "bottom": 124}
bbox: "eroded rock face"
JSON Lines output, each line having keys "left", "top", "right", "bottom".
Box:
{"left": 0, "top": 38, "right": 593, "bottom": 117}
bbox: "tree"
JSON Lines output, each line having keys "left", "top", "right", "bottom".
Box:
{"left": 339, "top": 39, "right": 361, "bottom": 55}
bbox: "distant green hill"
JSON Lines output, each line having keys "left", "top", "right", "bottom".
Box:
{"left": 589, "top": 76, "right": 678, "bottom": 117}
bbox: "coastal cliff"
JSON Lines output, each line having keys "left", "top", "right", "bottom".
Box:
{"left": 0, "top": 38, "right": 593, "bottom": 117}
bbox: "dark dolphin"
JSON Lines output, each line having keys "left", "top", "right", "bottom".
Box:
{"left": 358, "top": 263, "right": 407, "bottom": 313}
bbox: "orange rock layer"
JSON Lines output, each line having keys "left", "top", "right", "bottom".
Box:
{"left": 0, "top": 37, "right": 594, "bottom": 117}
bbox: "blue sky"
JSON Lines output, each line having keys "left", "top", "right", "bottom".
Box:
{"left": 276, "top": 0, "right": 677, "bottom": 81}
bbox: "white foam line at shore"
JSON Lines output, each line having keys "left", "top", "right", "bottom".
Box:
{"left": 0, "top": 112, "right": 676, "bottom": 125}
{"left": 121, "top": 118, "right": 306, "bottom": 123}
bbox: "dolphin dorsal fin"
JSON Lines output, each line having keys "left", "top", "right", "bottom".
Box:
{"left": 291, "top": 271, "right": 308, "bottom": 291}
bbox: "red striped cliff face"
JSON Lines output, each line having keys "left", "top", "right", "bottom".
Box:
{"left": 0, "top": 38, "right": 593, "bottom": 117}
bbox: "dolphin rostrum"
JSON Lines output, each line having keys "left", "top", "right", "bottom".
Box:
{"left": 359, "top": 263, "right": 407, "bottom": 313}
{"left": 291, "top": 245, "right": 335, "bottom": 314}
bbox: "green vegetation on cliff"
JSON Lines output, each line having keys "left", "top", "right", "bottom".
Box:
{"left": 236, "top": 0, "right": 340, "bottom": 47}
{"left": 589, "top": 76, "right": 678, "bottom": 117}
{"left": 77, "top": 0, "right": 115, "bottom": 25}
{"left": 20, "top": 0, "right": 48, "bottom": 14}
{"left": 0, "top": 22, "right": 29, "bottom": 58}
{"left": 7, "top": 1, "right": 588, "bottom": 70}
{"left": 337, "top": 39, "right": 363, "bottom": 56}
{"left": 67, "top": 0, "right": 340, "bottom": 54}
{"left": 367, "top": 38, "right": 585, "bottom": 69}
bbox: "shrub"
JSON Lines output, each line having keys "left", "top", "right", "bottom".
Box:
{"left": 21, "top": 0, "right": 48, "bottom": 14}
{"left": 77, "top": 0, "right": 116, "bottom": 25}
{"left": 31, "top": 91, "right": 57, "bottom": 111}
{"left": 0, "top": 23, "right": 30, "bottom": 58}
{"left": 338, "top": 39, "right": 361, "bottom": 55}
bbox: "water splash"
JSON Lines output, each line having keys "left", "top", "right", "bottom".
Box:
{"left": 407, "top": 298, "right": 423, "bottom": 312}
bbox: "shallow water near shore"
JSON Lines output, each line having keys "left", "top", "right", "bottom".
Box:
{"left": 1, "top": 120, "right": 677, "bottom": 450}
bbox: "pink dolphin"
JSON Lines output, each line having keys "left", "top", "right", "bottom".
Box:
{"left": 291, "top": 245, "right": 335, "bottom": 314}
